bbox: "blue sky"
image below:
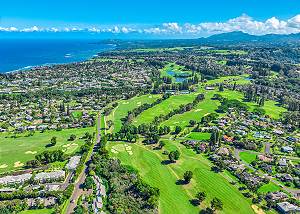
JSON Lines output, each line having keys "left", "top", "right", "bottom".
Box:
{"left": 1, "top": 0, "right": 300, "bottom": 38}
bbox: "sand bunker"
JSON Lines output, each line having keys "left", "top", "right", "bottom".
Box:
{"left": 251, "top": 205, "right": 265, "bottom": 214}
{"left": 112, "top": 144, "right": 133, "bottom": 155}
{"left": 0, "top": 164, "right": 8, "bottom": 169}
{"left": 111, "top": 149, "right": 119, "bottom": 154}
{"left": 62, "top": 143, "right": 78, "bottom": 148}
{"left": 195, "top": 109, "right": 202, "bottom": 112}
{"left": 203, "top": 113, "right": 210, "bottom": 116}
{"left": 122, "top": 102, "right": 129, "bottom": 104}
{"left": 25, "top": 150, "right": 37, "bottom": 154}
{"left": 148, "top": 96, "right": 152, "bottom": 98}
{"left": 14, "top": 161, "right": 24, "bottom": 168}
{"left": 137, "top": 102, "right": 141, "bottom": 106}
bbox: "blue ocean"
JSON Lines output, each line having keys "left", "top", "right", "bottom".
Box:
{"left": 0, "top": 39, "right": 115, "bottom": 73}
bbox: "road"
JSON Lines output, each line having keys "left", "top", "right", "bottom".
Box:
{"left": 65, "top": 113, "right": 102, "bottom": 214}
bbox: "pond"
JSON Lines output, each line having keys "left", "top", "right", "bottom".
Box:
{"left": 166, "top": 70, "right": 189, "bottom": 83}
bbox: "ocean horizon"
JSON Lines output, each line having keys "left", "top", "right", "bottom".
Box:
{"left": 0, "top": 39, "right": 115, "bottom": 73}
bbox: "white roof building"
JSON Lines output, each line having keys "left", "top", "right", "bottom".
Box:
{"left": 0, "top": 173, "right": 32, "bottom": 185}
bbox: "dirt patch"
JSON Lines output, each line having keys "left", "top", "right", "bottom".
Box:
{"left": 0, "top": 164, "right": 8, "bottom": 169}
{"left": 14, "top": 161, "right": 24, "bottom": 168}
{"left": 25, "top": 150, "right": 37, "bottom": 154}
{"left": 251, "top": 205, "right": 265, "bottom": 214}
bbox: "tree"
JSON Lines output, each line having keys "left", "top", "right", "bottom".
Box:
{"left": 183, "top": 171, "right": 193, "bottom": 183}
{"left": 219, "top": 84, "right": 224, "bottom": 92}
{"left": 25, "top": 159, "right": 41, "bottom": 168}
{"left": 84, "top": 176, "right": 94, "bottom": 189}
{"left": 211, "top": 197, "right": 223, "bottom": 211}
{"left": 74, "top": 205, "right": 84, "bottom": 214}
{"left": 69, "top": 134, "right": 76, "bottom": 141}
{"left": 50, "top": 136, "right": 57, "bottom": 146}
{"left": 174, "top": 126, "right": 182, "bottom": 134}
{"left": 159, "top": 141, "right": 166, "bottom": 149}
{"left": 189, "top": 120, "right": 196, "bottom": 126}
{"left": 169, "top": 150, "right": 180, "bottom": 162}
{"left": 196, "top": 191, "right": 206, "bottom": 203}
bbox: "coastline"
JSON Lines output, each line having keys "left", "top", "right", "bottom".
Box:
{"left": 1, "top": 41, "right": 117, "bottom": 74}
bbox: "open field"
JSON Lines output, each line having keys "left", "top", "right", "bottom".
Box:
{"left": 213, "top": 89, "right": 286, "bottom": 119}
{"left": 19, "top": 209, "right": 54, "bottom": 214}
{"left": 195, "top": 49, "right": 248, "bottom": 55}
{"left": 107, "top": 140, "right": 254, "bottom": 214}
{"left": 0, "top": 127, "right": 94, "bottom": 173}
{"left": 107, "top": 86, "right": 286, "bottom": 134}
{"left": 186, "top": 132, "right": 211, "bottom": 140}
{"left": 239, "top": 151, "right": 257, "bottom": 164}
{"left": 257, "top": 182, "right": 281, "bottom": 194}
{"left": 204, "top": 74, "right": 251, "bottom": 85}
{"left": 160, "top": 90, "right": 219, "bottom": 129}
{"left": 133, "top": 94, "right": 197, "bottom": 126}
{"left": 106, "top": 94, "right": 161, "bottom": 132}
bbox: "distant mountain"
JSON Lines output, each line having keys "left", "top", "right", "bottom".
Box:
{"left": 202, "top": 31, "right": 300, "bottom": 43}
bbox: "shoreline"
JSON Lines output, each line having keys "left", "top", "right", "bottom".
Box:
{"left": 1, "top": 42, "right": 117, "bottom": 74}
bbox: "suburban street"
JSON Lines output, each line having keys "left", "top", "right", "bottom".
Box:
{"left": 65, "top": 113, "right": 102, "bottom": 214}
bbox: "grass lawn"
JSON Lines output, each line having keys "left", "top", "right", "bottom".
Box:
{"left": 133, "top": 94, "right": 197, "bottom": 126}
{"left": 186, "top": 132, "right": 211, "bottom": 140}
{"left": 108, "top": 140, "right": 254, "bottom": 214}
{"left": 106, "top": 94, "right": 161, "bottom": 132}
{"left": 214, "top": 89, "right": 286, "bottom": 119}
{"left": 239, "top": 151, "right": 257, "bottom": 164}
{"left": 0, "top": 127, "right": 94, "bottom": 174}
{"left": 19, "top": 209, "right": 53, "bottom": 214}
{"left": 71, "top": 111, "right": 83, "bottom": 119}
{"left": 257, "top": 182, "right": 281, "bottom": 194}
{"left": 205, "top": 75, "right": 251, "bottom": 85}
{"left": 160, "top": 90, "right": 219, "bottom": 129}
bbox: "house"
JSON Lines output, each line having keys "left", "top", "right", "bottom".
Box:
{"left": 277, "top": 202, "right": 300, "bottom": 214}
{"left": 273, "top": 129, "right": 284, "bottom": 135}
{"left": 66, "top": 156, "right": 81, "bottom": 170}
{"left": 34, "top": 170, "right": 65, "bottom": 183}
{"left": 281, "top": 174, "right": 293, "bottom": 182}
{"left": 261, "top": 164, "right": 273, "bottom": 174}
{"left": 205, "top": 86, "right": 215, "bottom": 90}
{"left": 217, "top": 147, "right": 230, "bottom": 156}
{"left": 0, "top": 187, "right": 16, "bottom": 193}
{"left": 287, "top": 136, "right": 298, "bottom": 143}
{"left": 223, "top": 135, "right": 233, "bottom": 142}
{"left": 267, "top": 192, "right": 288, "bottom": 202}
{"left": 281, "top": 146, "right": 293, "bottom": 153}
{"left": 278, "top": 158, "right": 288, "bottom": 167}
{"left": 258, "top": 154, "right": 273, "bottom": 163}
{"left": 0, "top": 173, "right": 32, "bottom": 185}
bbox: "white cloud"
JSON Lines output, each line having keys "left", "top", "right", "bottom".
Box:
{"left": 1, "top": 14, "right": 300, "bottom": 36}
{"left": 288, "top": 15, "right": 300, "bottom": 28}
{"left": 162, "top": 22, "right": 182, "bottom": 33}
{"left": 21, "top": 26, "right": 40, "bottom": 32}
